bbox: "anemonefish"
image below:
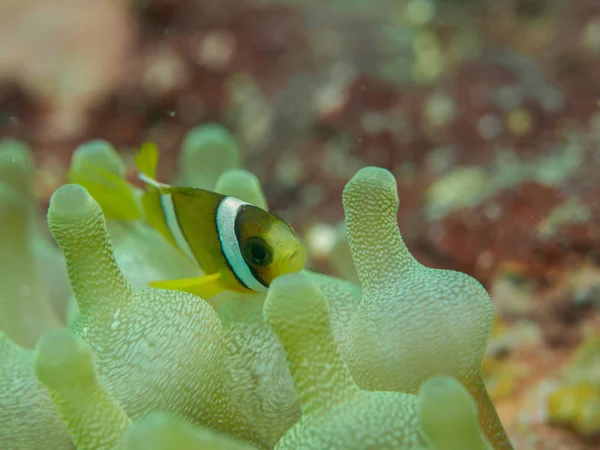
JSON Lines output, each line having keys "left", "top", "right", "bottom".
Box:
{"left": 69, "top": 142, "right": 306, "bottom": 299}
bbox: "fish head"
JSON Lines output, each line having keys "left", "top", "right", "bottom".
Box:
{"left": 236, "top": 206, "right": 306, "bottom": 287}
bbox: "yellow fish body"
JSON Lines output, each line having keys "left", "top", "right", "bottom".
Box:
{"left": 70, "top": 143, "right": 306, "bottom": 299}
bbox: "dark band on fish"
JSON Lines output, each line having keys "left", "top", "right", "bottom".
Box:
{"left": 215, "top": 196, "right": 246, "bottom": 289}
{"left": 234, "top": 205, "right": 269, "bottom": 289}
{"left": 215, "top": 196, "right": 267, "bottom": 292}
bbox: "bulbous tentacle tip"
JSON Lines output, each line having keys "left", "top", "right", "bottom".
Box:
{"left": 265, "top": 271, "right": 358, "bottom": 415}
{"left": 122, "top": 414, "right": 187, "bottom": 450}
{"left": 419, "top": 376, "right": 468, "bottom": 404}
{"left": 34, "top": 328, "right": 94, "bottom": 390}
{"left": 48, "top": 183, "right": 97, "bottom": 222}
{"left": 0, "top": 183, "right": 29, "bottom": 251}
{"left": 343, "top": 166, "right": 399, "bottom": 206}
{"left": 270, "top": 271, "right": 317, "bottom": 298}
{"left": 122, "top": 413, "right": 258, "bottom": 450}
{"left": 178, "top": 123, "right": 241, "bottom": 188}
{"left": 341, "top": 166, "right": 417, "bottom": 290}
{"left": 264, "top": 272, "right": 321, "bottom": 324}
{"left": 0, "top": 138, "right": 34, "bottom": 189}
{"left": 418, "top": 376, "right": 494, "bottom": 450}
{"left": 48, "top": 183, "right": 131, "bottom": 309}
{"left": 71, "top": 139, "right": 125, "bottom": 175}
{"left": 0, "top": 138, "right": 34, "bottom": 167}
{"left": 418, "top": 375, "right": 479, "bottom": 425}
{"left": 215, "top": 169, "right": 268, "bottom": 210}
{"left": 0, "top": 182, "right": 20, "bottom": 209}
{"left": 181, "top": 123, "right": 240, "bottom": 155}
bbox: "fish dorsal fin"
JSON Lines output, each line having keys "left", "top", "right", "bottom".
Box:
{"left": 148, "top": 272, "right": 226, "bottom": 299}
{"left": 135, "top": 142, "right": 159, "bottom": 180}
{"left": 135, "top": 143, "right": 171, "bottom": 190}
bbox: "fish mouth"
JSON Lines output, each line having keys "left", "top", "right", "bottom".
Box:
{"left": 287, "top": 246, "right": 307, "bottom": 272}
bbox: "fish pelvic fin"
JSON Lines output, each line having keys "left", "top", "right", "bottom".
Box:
{"left": 148, "top": 272, "right": 227, "bottom": 299}
{"left": 67, "top": 162, "right": 142, "bottom": 220}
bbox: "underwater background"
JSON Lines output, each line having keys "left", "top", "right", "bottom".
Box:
{"left": 1, "top": 0, "right": 600, "bottom": 449}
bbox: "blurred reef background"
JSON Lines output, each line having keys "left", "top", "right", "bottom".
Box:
{"left": 2, "top": 0, "right": 600, "bottom": 449}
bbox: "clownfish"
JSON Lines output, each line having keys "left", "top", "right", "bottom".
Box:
{"left": 70, "top": 143, "right": 306, "bottom": 299}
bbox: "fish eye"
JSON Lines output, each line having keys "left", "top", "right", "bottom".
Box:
{"left": 242, "top": 237, "right": 273, "bottom": 267}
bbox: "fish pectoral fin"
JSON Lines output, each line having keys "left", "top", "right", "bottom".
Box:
{"left": 148, "top": 272, "right": 226, "bottom": 299}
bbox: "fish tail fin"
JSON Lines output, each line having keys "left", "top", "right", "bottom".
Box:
{"left": 67, "top": 162, "right": 142, "bottom": 221}
{"left": 134, "top": 142, "right": 182, "bottom": 246}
